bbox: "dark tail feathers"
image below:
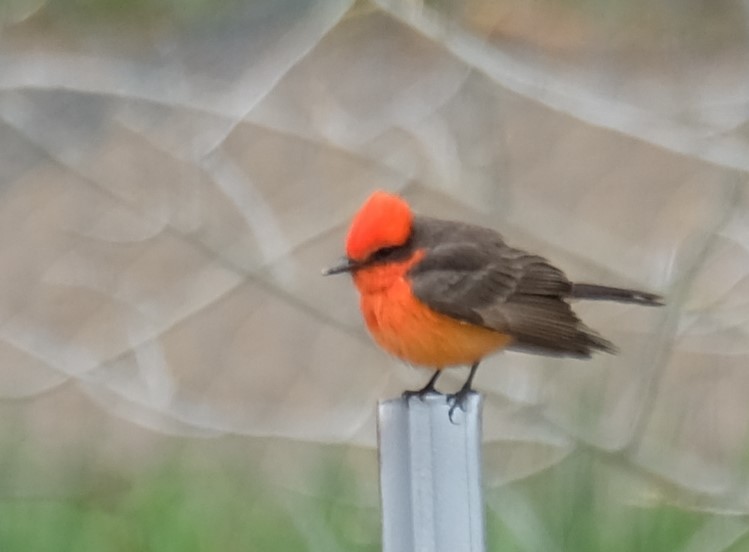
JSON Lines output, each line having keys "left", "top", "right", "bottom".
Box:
{"left": 570, "top": 283, "right": 663, "bottom": 306}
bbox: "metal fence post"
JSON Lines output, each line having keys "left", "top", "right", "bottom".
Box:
{"left": 378, "top": 393, "right": 486, "bottom": 552}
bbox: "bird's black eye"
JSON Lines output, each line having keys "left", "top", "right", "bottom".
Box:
{"left": 370, "top": 246, "right": 399, "bottom": 261}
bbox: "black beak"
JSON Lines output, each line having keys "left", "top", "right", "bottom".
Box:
{"left": 322, "top": 256, "right": 360, "bottom": 275}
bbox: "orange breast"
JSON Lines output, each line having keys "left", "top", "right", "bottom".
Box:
{"left": 354, "top": 257, "right": 512, "bottom": 368}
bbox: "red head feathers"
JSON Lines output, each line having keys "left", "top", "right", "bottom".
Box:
{"left": 345, "top": 191, "right": 413, "bottom": 261}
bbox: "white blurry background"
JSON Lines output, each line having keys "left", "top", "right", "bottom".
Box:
{"left": 1, "top": 0, "right": 749, "bottom": 547}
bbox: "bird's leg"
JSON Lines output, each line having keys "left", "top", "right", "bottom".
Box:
{"left": 402, "top": 370, "right": 442, "bottom": 401}
{"left": 447, "top": 362, "right": 480, "bottom": 422}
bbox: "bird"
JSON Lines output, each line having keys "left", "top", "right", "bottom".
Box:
{"left": 324, "top": 190, "right": 663, "bottom": 419}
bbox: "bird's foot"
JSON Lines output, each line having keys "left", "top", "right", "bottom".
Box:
{"left": 402, "top": 386, "right": 442, "bottom": 402}
{"left": 402, "top": 371, "right": 442, "bottom": 402}
{"left": 446, "top": 388, "right": 477, "bottom": 423}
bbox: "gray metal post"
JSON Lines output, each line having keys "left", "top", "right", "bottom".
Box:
{"left": 378, "top": 393, "right": 486, "bottom": 552}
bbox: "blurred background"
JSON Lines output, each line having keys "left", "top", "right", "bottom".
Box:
{"left": 1, "top": 0, "right": 749, "bottom": 550}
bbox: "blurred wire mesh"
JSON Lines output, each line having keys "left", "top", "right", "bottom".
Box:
{"left": 1, "top": 0, "right": 749, "bottom": 549}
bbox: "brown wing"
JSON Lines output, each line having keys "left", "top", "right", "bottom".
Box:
{"left": 407, "top": 221, "right": 614, "bottom": 358}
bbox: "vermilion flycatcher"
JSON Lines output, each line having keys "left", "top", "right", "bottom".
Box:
{"left": 324, "top": 190, "right": 663, "bottom": 417}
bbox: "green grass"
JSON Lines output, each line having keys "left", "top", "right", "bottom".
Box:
{"left": 0, "top": 437, "right": 382, "bottom": 552}
{"left": 0, "top": 462, "right": 308, "bottom": 552}
{"left": 0, "top": 442, "right": 744, "bottom": 551}
{"left": 486, "top": 450, "right": 748, "bottom": 552}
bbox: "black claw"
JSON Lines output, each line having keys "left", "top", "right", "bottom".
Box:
{"left": 446, "top": 389, "right": 476, "bottom": 423}
{"left": 402, "top": 371, "right": 442, "bottom": 401}
{"left": 446, "top": 361, "right": 481, "bottom": 423}
{"left": 402, "top": 387, "right": 441, "bottom": 401}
